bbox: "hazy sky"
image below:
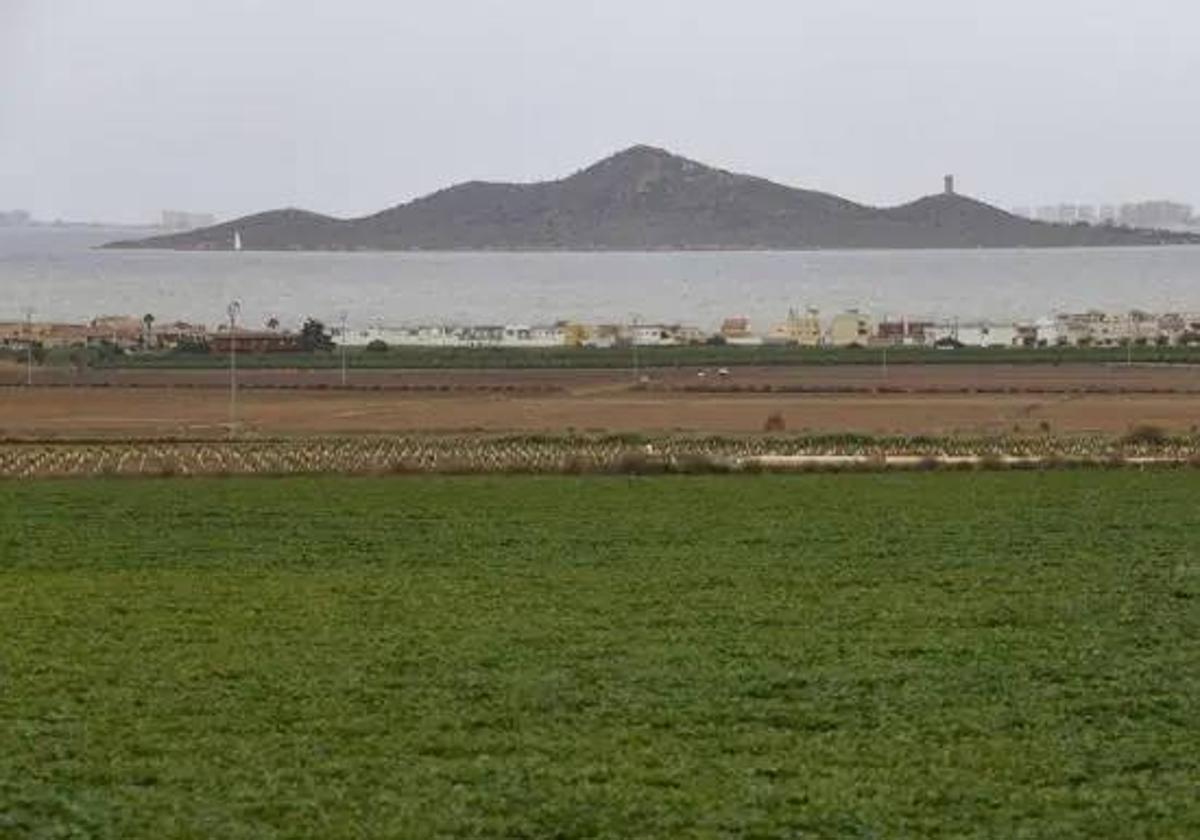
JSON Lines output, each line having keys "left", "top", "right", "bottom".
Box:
{"left": 3, "top": 0, "right": 1197, "bottom": 223}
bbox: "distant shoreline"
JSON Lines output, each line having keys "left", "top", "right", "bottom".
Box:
{"left": 97, "top": 239, "right": 1200, "bottom": 254}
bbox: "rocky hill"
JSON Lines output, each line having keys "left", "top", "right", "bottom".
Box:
{"left": 105, "top": 146, "right": 1200, "bottom": 251}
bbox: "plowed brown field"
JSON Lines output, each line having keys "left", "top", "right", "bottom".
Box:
{"left": 4, "top": 364, "right": 1200, "bottom": 439}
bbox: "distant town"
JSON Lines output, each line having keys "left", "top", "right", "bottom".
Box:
{"left": 1009, "top": 200, "right": 1199, "bottom": 232}
{"left": 0, "top": 209, "right": 213, "bottom": 231}
{"left": 6, "top": 308, "right": 1200, "bottom": 355}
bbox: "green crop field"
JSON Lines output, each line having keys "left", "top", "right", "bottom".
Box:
{"left": 2, "top": 474, "right": 1198, "bottom": 838}
{"left": 80, "top": 342, "right": 1200, "bottom": 370}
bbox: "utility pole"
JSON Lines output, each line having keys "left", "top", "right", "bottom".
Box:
{"left": 630, "top": 313, "right": 641, "bottom": 383}
{"left": 340, "top": 311, "right": 348, "bottom": 387}
{"left": 227, "top": 300, "right": 241, "bottom": 434}
{"left": 23, "top": 307, "right": 33, "bottom": 387}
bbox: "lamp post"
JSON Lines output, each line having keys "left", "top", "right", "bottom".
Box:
{"left": 24, "top": 307, "right": 33, "bottom": 387}
{"left": 227, "top": 300, "right": 241, "bottom": 434}
{"left": 630, "top": 313, "right": 641, "bottom": 383}
{"left": 339, "top": 311, "right": 348, "bottom": 387}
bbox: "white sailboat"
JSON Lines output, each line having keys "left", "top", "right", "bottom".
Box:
{"left": 233, "top": 229, "right": 243, "bottom": 252}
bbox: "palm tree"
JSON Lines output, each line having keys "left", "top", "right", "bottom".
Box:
{"left": 142, "top": 313, "right": 155, "bottom": 349}
{"left": 266, "top": 316, "right": 280, "bottom": 331}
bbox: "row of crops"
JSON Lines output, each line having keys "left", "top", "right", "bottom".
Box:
{"left": 3, "top": 433, "right": 1200, "bottom": 478}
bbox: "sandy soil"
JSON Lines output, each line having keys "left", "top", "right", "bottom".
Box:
{"left": 4, "top": 378, "right": 1199, "bottom": 439}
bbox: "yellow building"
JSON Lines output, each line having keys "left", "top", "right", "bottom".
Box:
{"left": 827, "top": 310, "right": 874, "bottom": 347}
{"left": 562, "top": 322, "right": 590, "bottom": 347}
{"left": 768, "top": 308, "right": 823, "bottom": 346}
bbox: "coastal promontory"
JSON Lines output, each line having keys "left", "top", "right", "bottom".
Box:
{"left": 105, "top": 146, "right": 1200, "bottom": 252}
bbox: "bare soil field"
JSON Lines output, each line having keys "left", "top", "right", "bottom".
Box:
{"left": 3, "top": 379, "right": 1199, "bottom": 439}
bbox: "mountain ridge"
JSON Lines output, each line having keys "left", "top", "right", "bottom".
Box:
{"left": 104, "top": 145, "right": 1200, "bottom": 251}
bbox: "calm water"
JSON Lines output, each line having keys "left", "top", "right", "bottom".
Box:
{"left": 3, "top": 226, "right": 1200, "bottom": 330}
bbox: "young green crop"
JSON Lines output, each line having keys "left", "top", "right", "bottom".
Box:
{"left": 1, "top": 474, "right": 1198, "bottom": 838}
{"left": 88, "top": 343, "right": 1200, "bottom": 370}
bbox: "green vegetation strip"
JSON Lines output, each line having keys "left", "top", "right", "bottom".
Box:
{"left": 84, "top": 343, "right": 1200, "bottom": 370}
{"left": 1, "top": 474, "right": 1198, "bottom": 837}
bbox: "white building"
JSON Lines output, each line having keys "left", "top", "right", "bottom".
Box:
{"left": 1052, "top": 311, "right": 1151, "bottom": 347}
{"left": 529, "top": 324, "right": 568, "bottom": 347}
{"left": 356, "top": 324, "right": 459, "bottom": 347}
{"left": 928, "top": 322, "right": 1019, "bottom": 348}
{"left": 629, "top": 324, "right": 682, "bottom": 346}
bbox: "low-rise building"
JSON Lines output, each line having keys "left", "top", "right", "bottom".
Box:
{"left": 209, "top": 330, "right": 301, "bottom": 354}
{"left": 928, "top": 323, "right": 1020, "bottom": 348}
{"left": 1127, "top": 310, "right": 1161, "bottom": 345}
{"left": 86, "top": 316, "right": 144, "bottom": 350}
{"left": 585, "top": 324, "right": 623, "bottom": 348}
{"left": 768, "top": 308, "right": 822, "bottom": 346}
{"left": 1053, "top": 311, "right": 1149, "bottom": 347}
{"left": 561, "top": 323, "right": 591, "bottom": 347}
{"left": 720, "top": 317, "right": 763, "bottom": 346}
{"left": 1053, "top": 312, "right": 1106, "bottom": 346}
{"left": 628, "top": 324, "right": 680, "bottom": 346}
{"left": 1156, "top": 313, "right": 1200, "bottom": 345}
{"left": 874, "top": 320, "right": 934, "bottom": 347}
{"left": 1013, "top": 323, "right": 1041, "bottom": 348}
{"left": 0, "top": 322, "right": 32, "bottom": 348}
{"left": 827, "top": 311, "right": 874, "bottom": 347}
{"left": 370, "top": 325, "right": 458, "bottom": 347}
{"left": 150, "top": 321, "right": 207, "bottom": 350}
{"left": 458, "top": 325, "right": 506, "bottom": 347}
{"left": 0, "top": 321, "right": 92, "bottom": 349}
{"left": 529, "top": 324, "right": 568, "bottom": 347}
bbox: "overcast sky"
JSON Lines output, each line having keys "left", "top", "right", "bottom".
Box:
{"left": 2, "top": 0, "right": 1197, "bottom": 223}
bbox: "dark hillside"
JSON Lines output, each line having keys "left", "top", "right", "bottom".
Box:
{"left": 106, "top": 146, "right": 1200, "bottom": 251}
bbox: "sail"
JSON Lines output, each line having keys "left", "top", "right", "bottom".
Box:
{"left": 233, "top": 230, "right": 242, "bottom": 251}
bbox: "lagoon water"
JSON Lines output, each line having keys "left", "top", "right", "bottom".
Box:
{"left": 3, "top": 226, "right": 1200, "bottom": 330}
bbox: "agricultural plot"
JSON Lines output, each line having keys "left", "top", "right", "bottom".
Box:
{"left": 0, "top": 432, "right": 1198, "bottom": 478}
{"left": 2, "top": 474, "right": 1198, "bottom": 838}
{"left": 86, "top": 343, "right": 1200, "bottom": 370}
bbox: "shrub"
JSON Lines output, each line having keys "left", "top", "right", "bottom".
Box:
{"left": 763, "top": 412, "right": 786, "bottom": 432}
{"left": 366, "top": 339, "right": 389, "bottom": 353}
{"left": 612, "top": 450, "right": 669, "bottom": 475}
{"left": 560, "top": 455, "right": 591, "bottom": 475}
{"left": 978, "top": 454, "right": 1008, "bottom": 471}
{"left": 1122, "top": 424, "right": 1168, "bottom": 446}
{"left": 173, "top": 338, "right": 211, "bottom": 355}
{"left": 672, "top": 454, "right": 733, "bottom": 474}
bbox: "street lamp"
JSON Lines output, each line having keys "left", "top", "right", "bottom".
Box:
{"left": 23, "top": 307, "right": 33, "bottom": 387}
{"left": 339, "top": 310, "right": 349, "bottom": 387}
{"left": 630, "top": 313, "right": 641, "bottom": 383}
{"left": 227, "top": 300, "right": 241, "bottom": 434}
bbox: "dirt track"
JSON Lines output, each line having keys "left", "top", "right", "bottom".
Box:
{"left": 4, "top": 366, "right": 1200, "bottom": 439}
